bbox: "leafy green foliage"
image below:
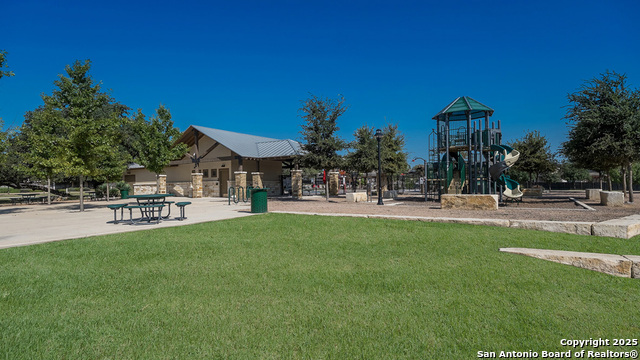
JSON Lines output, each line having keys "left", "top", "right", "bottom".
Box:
{"left": 509, "top": 130, "right": 557, "bottom": 185}
{"left": 559, "top": 161, "right": 591, "bottom": 184}
{"left": 345, "top": 124, "right": 409, "bottom": 176}
{"left": 380, "top": 123, "right": 409, "bottom": 175}
{"left": 563, "top": 71, "right": 640, "bottom": 172}
{"left": 130, "top": 106, "right": 188, "bottom": 175}
{"left": 0, "top": 50, "right": 15, "bottom": 79}
{"left": 298, "top": 94, "right": 348, "bottom": 172}
{"left": 21, "top": 60, "right": 131, "bottom": 209}
{"left": 345, "top": 125, "right": 377, "bottom": 174}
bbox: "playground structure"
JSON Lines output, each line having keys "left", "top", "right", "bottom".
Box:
{"left": 425, "top": 96, "right": 523, "bottom": 202}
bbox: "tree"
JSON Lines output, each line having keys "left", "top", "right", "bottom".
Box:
{"left": 559, "top": 161, "right": 591, "bottom": 189}
{"left": 130, "top": 106, "right": 188, "bottom": 177}
{"left": 380, "top": 123, "right": 409, "bottom": 189}
{"left": 0, "top": 50, "right": 15, "bottom": 80}
{"left": 345, "top": 125, "right": 377, "bottom": 190}
{"left": 299, "top": 94, "right": 348, "bottom": 200}
{"left": 563, "top": 71, "right": 640, "bottom": 201}
{"left": 509, "top": 130, "right": 557, "bottom": 187}
{"left": 19, "top": 108, "right": 70, "bottom": 204}
{"left": 0, "top": 124, "right": 28, "bottom": 189}
{"left": 34, "top": 59, "right": 127, "bottom": 211}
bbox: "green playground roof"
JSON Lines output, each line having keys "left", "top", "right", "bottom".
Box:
{"left": 432, "top": 96, "right": 494, "bottom": 121}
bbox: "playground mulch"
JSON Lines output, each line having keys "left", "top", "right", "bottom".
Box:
{"left": 269, "top": 190, "right": 640, "bottom": 223}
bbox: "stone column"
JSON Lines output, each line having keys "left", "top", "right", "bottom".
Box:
{"left": 329, "top": 171, "right": 340, "bottom": 196}
{"left": 251, "top": 172, "right": 263, "bottom": 189}
{"left": 157, "top": 174, "right": 167, "bottom": 194}
{"left": 234, "top": 171, "right": 247, "bottom": 192}
{"left": 191, "top": 173, "right": 203, "bottom": 198}
{"left": 291, "top": 170, "right": 303, "bottom": 199}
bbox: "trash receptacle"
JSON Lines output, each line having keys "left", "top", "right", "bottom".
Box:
{"left": 250, "top": 188, "right": 268, "bottom": 213}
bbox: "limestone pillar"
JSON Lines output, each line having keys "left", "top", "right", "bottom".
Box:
{"left": 329, "top": 171, "right": 340, "bottom": 196}
{"left": 157, "top": 174, "right": 167, "bottom": 194}
{"left": 291, "top": 170, "right": 303, "bottom": 199}
{"left": 234, "top": 171, "right": 247, "bottom": 193}
{"left": 251, "top": 172, "right": 263, "bottom": 189}
{"left": 191, "top": 173, "right": 203, "bottom": 198}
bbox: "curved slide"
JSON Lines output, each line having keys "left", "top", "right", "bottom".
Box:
{"left": 489, "top": 145, "right": 523, "bottom": 199}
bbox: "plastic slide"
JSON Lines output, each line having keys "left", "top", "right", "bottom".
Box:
{"left": 488, "top": 145, "right": 523, "bottom": 199}
{"left": 491, "top": 144, "right": 520, "bottom": 167}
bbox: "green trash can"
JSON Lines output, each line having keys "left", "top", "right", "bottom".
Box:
{"left": 120, "top": 189, "right": 129, "bottom": 199}
{"left": 250, "top": 188, "right": 268, "bottom": 213}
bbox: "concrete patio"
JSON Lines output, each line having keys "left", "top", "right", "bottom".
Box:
{"left": 0, "top": 197, "right": 254, "bottom": 249}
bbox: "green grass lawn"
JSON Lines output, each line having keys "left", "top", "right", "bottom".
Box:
{"left": 1, "top": 214, "right": 639, "bottom": 359}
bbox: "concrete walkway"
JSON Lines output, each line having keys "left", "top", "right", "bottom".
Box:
{"left": 0, "top": 197, "right": 254, "bottom": 250}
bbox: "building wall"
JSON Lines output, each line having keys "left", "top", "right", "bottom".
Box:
{"left": 125, "top": 136, "right": 285, "bottom": 196}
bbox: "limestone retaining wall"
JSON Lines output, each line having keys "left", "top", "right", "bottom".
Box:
{"left": 441, "top": 194, "right": 499, "bottom": 210}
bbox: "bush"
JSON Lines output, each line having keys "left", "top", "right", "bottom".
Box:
{"left": 96, "top": 184, "right": 120, "bottom": 199}
{"left": 115, "top": 181, "right": 131, "bottom": 192}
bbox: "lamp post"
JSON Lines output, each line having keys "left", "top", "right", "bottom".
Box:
{"left": 375, "top": 129, "right": 384, "bottom": 205}
{"left": 413, "top": 157, "right": 427, "bottom": 201}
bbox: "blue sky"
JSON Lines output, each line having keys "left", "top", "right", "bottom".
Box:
{"left": 1, "top": 0, "right": 639, "bottom": 162}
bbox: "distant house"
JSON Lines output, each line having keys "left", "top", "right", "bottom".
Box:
{"left": 125, "top": 125, "right": 303, "bottom": 197}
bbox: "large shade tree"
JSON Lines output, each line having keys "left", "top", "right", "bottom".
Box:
{"left": 30, "top": 60, "right": 128, "bottom": 211}
{"left": 563, "top": 70, "right": 640, "bottom": 202}
{"left": 299, "top": 94, "right": 348, "bottom": 200}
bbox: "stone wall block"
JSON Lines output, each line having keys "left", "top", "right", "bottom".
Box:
{"left": 291, "top": 170, "right": 303, "bottom": 199}
{"left": 191, "top": 173, "right": 203, "bottom": 198}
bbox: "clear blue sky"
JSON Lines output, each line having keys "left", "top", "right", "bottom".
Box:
{"left": 1, "top": 0, "right": 639, "bottom": 162}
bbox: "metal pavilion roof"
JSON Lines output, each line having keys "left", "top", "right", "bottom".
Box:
{"left": 188, "top": 125, "right": 303, "bottom": 159}
{"left": 432, "top": 96, "right": 494, "bottom": 121}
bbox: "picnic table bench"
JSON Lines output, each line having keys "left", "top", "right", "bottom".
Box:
{"left": 124, "top": 204, "right": 165, "bottom": 224}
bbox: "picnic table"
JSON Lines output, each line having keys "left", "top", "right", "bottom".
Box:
{"left": 126, "top": 194, "right": 176, "bottom": 223}
{"left": 16, "top": 193, "right": 38, "bottom": 204}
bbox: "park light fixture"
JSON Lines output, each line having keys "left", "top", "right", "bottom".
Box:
{"left": 375, "top": 129, "right": 384, "bottom": 205}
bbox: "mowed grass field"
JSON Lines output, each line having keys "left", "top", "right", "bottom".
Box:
{"left": 1, "top": 213, "right": 639, "bottom": 359}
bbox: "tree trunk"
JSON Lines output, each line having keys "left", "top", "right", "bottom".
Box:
{"left": 628, "top": 163, "right": 634, "bottom": 203}
{"left": 607, "top": 172, "right": 612, "bottom": 191}
{"left": 47, "top": 176, "right": 51, "bottom": 205}
{"left": 79, "top": 175, "right": 85, "bottom": 212}
{"left": 599, "top": 172, "right": 603, "bottom": 189}
{"left": 621, "top": 165, "right": 627, "bottom": 199}
{"left": 325, "top": 180, "right": 329, "bottom": 200}
{"left": 106, "top": 182, "right": 110, "bottom": 202}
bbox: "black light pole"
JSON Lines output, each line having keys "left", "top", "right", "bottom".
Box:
{"left": 376, "top": 129, "right": 384, "bottom": 205}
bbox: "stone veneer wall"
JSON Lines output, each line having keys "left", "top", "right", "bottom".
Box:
{"left": 203, "top": 180, "right": 221, "bottom": 197}
{"left": 251, "top": 172, "right": 263, "bottom": 189}
{"left": 167, "top": 182, "right": 191, "bottom": 197}
{"left": 329, "top": 172, "right": 339, "bottom": 196}
{"left": 191, "top": 173, "right": 203, "bottom": 198}
{"left": 291, "top": 170, "right": 303, "bottom": 199}
{"left": 234, "top": 171, "right": 247, "bottom": 192}
{"left": 133, "top": 182, "right": 157, "bottom": 195}
{"left": 157, "top": 175, "right": 167, "bottom": 194}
